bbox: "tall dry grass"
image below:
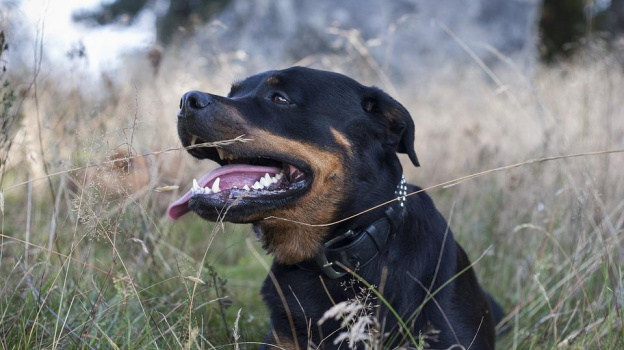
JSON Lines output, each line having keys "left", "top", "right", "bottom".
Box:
{"left": 0, "top": 25, "right": 622, "bottom": 349}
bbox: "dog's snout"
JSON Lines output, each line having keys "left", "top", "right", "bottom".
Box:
{"left": 180, "top": 91, "right": 212, "bottom": 115}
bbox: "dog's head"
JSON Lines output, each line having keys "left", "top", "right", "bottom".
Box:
{"left": 168, "top": 67, "right": 418, "bottom": 264}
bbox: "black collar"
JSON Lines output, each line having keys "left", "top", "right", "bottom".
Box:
{"left": 298, "top": 176, "right": 408, "bottom": 279}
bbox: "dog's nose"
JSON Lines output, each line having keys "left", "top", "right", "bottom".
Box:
{"left": 179, "top": 91, "right": 212, "bottom": 114}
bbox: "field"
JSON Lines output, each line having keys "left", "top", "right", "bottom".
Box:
{"left": 0, "top": 32, "right": 623, "bottom": 349}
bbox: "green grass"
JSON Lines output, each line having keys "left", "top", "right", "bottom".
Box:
{"left": 1, "top": 200, "right": 270, "bottom": 349}
{"left": 1, "top": 29, "right": 623, "bottom": 349}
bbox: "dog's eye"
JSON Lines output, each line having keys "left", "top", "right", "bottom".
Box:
{"left": 271, "top": 93, "right": 290, "bottom": 105}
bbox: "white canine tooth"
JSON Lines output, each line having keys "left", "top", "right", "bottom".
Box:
{"left": 264, "top": 173, "right": 275, "bottom": 185}
{"left": 212, "top": 177, "right": 221, "bottom": 193}
{"left": 216, "top": 149, "right": 238, "bottom": 160}
{"left": 243, "top": 184, "right": 250, "bottom": 191}
{"left": 190, "top": 135, "right": 198, "bottom": 146}
{"left": 193, "top": 179, "right": 200, "bottom": 190}
{"left": 259, "top": 177, "right": 269, "bottom": 187}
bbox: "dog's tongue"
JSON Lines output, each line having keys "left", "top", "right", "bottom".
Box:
{"left": 168, "top": 164, "right": 282, "bottom": 220}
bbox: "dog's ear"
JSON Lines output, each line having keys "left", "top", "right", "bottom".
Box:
{"left": 363, "top": 88, "right": 419, "bottom": 167}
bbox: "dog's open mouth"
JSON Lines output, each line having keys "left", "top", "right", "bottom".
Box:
{"left": 168, "top": 136, "right": 310, "bottom": 220}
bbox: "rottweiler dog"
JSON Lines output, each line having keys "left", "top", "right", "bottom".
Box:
{"left": 168, "top": 67, "right": 504, "bottom": 349}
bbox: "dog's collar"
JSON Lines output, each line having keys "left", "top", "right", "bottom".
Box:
{"left": 299, "top": 176, "right": 408, "bottom": 279}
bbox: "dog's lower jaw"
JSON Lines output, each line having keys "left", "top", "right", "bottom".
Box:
{"left": 256, "top": 221, "right": 328, "bottom": 265}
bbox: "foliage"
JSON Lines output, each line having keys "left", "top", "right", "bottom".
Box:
{"left": 0, "top": 22, "right": 623, "bottom": 350}
{"left": 0, "top": 30, "right": 22, "bottom": 188}
{"left": 72, "top": 0, "right": 231, "bottom": 44}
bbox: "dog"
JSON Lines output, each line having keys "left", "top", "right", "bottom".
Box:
{"left": 168, "top": 67, "right": 504, "bottom": 349}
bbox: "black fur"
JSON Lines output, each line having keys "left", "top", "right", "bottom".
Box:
{"left": 176, "top": 67, "right": 503, "bottom": 349}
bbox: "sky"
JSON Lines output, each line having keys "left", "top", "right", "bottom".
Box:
{"left": 17, "top": 0, "right": 155, "bottom": 74}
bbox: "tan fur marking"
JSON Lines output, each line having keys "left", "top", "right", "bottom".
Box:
{"left": 267, "top": 327, "right": 299, "bottom": 350}
{"left": 212, "top": 104, "right": 251, "bottom": 137}
{"left": 267, "top": 76, "right": 280, "bottom": 85}
{"left": 248, "top": 129, "right": 347, "bottom": 264}
{"left": 330, "top": 127, "right": 352, "bottom": 153}
{"left": 208, "top": 108, "right": 348, "bottom": 264}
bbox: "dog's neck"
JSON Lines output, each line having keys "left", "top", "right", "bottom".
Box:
{"left": 300, "top": 175, "right": 408, "bottom": 279}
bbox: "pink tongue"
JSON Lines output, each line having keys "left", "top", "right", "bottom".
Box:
{"left": 168, "top": 164, "right": 281, "bottom": 220}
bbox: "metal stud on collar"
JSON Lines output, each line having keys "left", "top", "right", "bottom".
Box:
{"left": 396, "top": 175, "right": 407, "bottom": 207}
{"left": 309, "top": 175, "right": 409, "bottom": 279}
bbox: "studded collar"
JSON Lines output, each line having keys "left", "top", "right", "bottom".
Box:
{"left": 299, "top": 176, "right": 408, "bottom": 279}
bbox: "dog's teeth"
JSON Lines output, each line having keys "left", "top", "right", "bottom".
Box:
{"left": 216, "top": 149, "right": 238, "bottom": 161}
{"left": 275, "top": 173, "right": 283, "bottom": 180}
{"left": 259, "top": 177, "right": 270, "bottom": 187}
{"left": 205, "top": 187, "right": 212, "bottom": 194}
{"left": 252, "top": 181, "right": 263, "bottom": 190}
{"left": 271, "top": 176, "right": 278, "bottom": 183}
{"left": 190, "top": 135, "right": 198, "bottom": 146}
{"left": 243, "top": 184, "right": 250, "bottom": 191}
{"left": 192, "top": 179, "right": 200, "bottom": 190}
{"left": 212, "top": 177, "right": 221, "bottom": 193}
{"left": 260, "top": 173, "right": 272, "bottom": 187}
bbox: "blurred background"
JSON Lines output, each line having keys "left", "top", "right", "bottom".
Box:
{"left": 0, "top": 0, "right": 623, "bottom": 349}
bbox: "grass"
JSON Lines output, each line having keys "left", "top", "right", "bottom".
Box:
{"left": 0, "top": 24, "right": 623, "bottom": 349}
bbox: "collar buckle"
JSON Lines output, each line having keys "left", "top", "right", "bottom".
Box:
{"left": 314, "top": 250, "right": 348, "bottom": 279}
{"left": 314, "top": 229, "right": 357, "bottom": 279}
